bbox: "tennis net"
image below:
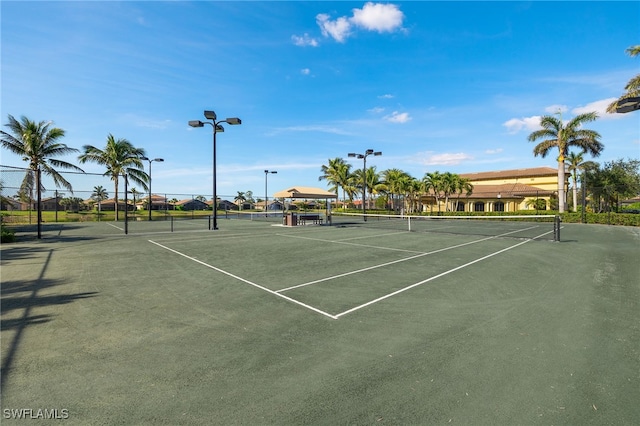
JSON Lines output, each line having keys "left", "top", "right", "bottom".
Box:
{"left": 330, "top": 212, "right": 561, "bottom": 241}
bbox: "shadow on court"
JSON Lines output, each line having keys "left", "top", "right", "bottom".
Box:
{"left": 0, "top": 246, "right": 99, "bottom": 395}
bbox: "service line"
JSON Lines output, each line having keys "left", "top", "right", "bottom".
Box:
{"left": 148, "top": 240, "right": 338, "bottom": 320}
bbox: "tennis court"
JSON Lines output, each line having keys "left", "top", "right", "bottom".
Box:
{"left": 1, "top": 218, "right": 638, "bottom": 424}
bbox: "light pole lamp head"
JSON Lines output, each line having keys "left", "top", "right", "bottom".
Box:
{"left": 348, "top": 153, "right": 357, "bottom": 158}
{"left": 373, "top": 151, "right": 382, "bottom": 156}
{"left": 154, "top": 158, "right": 164, "bottom": 162}
{"left": 140, "top": 156, "right": 149, "bottom": 161}
{"left": 204, "top": 110, "right": 217, "bottom": 120}
{"left": 271, "top": 170, "right": 277, "bottom": 174}
{"left": 616, "top": 96, "right": 640, "bottom": 113}
{"left": 225, "top": 117, "right": 242, "bottom": 125}
{"left": 188, "top": 120, "right": 204, "bottom": 128}
{"left": 215, "top": 125, "right": 225, "bottom": 132}
{"left": 365, "top": 149, "right": 374, "bottom": 155}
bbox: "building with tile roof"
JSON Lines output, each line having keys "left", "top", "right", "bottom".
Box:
{"left": 421, "top": 167, "right": 559, "bottom": 212}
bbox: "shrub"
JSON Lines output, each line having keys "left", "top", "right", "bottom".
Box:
{"left": 1, "top": 223, "right": 16, "bottom": 243}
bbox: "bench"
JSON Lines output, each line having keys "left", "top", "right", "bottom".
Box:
{"left": 298, "top": 214, "right": 323, "bottom": 225}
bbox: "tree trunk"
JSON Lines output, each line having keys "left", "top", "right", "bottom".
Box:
{"left": 557, "top": 160, "right": 566, "bottom": 213}
{"left": 572, "top": 177, "right": 578, "bottom": 213}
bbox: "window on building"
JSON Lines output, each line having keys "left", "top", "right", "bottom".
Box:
{"left": 474, "top": 202, "right": 485, "bottom": 212}
{"left": 455, "top": 202, "right": 465, "bottom": 212}
{"left": 495, "top": 201, "right": 505, "bottom": 212}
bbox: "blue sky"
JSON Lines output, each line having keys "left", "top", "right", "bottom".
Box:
{"left": 2, "top": 1, "right": 639, "bottom": 201}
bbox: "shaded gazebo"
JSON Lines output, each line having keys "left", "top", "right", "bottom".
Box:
{"left": 273, "top": 186, "right": 338, "bottom": 224}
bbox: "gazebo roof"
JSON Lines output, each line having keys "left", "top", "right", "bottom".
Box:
{"left": 273, "top": 187, "right": 337, "bottom": 199}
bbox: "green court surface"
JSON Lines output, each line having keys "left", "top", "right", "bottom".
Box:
{"left": 1, "top": 219, "right": 638, "bottom": 424}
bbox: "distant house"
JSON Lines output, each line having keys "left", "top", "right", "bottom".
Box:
{"left": 0, "top": 197, "right": 21, "bottom": 211}
{"left": 96, "top": 198, "right": 136, "bottom": 211}
{"left": 420, "top": 167, "right": 558, "bottom": 212}
{"left": 254, "top": 200, "right": 284, "bottom": 211}
{"left": 218, "top": 200, "right": 239, "bottom": 211}
{"left": 41, "top": 196, "right": 63, "bottom": 211}
{"left": 174, "top": 198, "right": 209, "bottom": 211}
{"left": 142, "top": 194, "right": 170, "bottom": 211}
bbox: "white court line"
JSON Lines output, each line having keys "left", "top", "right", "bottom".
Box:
{"left": 106, "top": 223, "right": 124, "bottom": 231}
{"left": 334, "top": 228, "right": 555, "bottom": 318}
{"left": 332, "top": 231, "right": 410, "bottom": 242}
{"left": 147, "top": 240, "right": 338, "bottom": 320}
{"left": 278, "top": 233, "right": 424, "bottom": 254}
{"left": 276, "top": 225, "right": 540, "bottom": 293}
{"left": 276, "top": 235, "right": 497, "bottom": 293}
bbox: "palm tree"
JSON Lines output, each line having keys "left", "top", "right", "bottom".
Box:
{"left": 453, "top": 176, "right": 473, "bottom": 211}
{"left": 352, "top": 166, "right": 382, "bottom": 210}
{"left": 0, "top": 115, "right": 83, "bottom": 238}
{"left": 319, "top": 158, "right": 352, "bottom": 208}
{"left": 565, "top": 151, "right": 586, "bottom": 213}
{"left": 607, "top": 45, "right": 640, "bottom": 113}
{"left": 423, "top": 171, "right": 444, "bottom": 212}
{"left": 527, "top": 112, "right": 603, "bottom": 213}
{"left": 78, "top": 134, "right": 147, "bottom": 220}
{"left": 129, "top": 187, "right": 141, "bottom": 215}
{"left": 440, "top": 172, "right": 459, "bottom": 212}
{"left": 234, "top": 192, "right": 246, "bottom": 210}
{"left": 91, "top": 185, "right": 108, "bottom": 217}
{"left": 382, "top": 168, "right": 411, "bottom": 213}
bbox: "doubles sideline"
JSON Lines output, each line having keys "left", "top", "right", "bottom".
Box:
{"left": 148, "top": 227, "right": 554, "bottom": 320}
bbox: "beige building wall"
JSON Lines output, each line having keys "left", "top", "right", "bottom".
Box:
{"left": 421, "top": 167, "right": 560, "bottom": 212}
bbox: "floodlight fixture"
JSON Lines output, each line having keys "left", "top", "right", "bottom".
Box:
{"left": 616, "top": 96, "right": 640, "bottom": 113}
{"left": 188, "top": 109, "right": 242, "bottom": 230}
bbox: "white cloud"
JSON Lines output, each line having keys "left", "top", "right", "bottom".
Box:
{"left": 119, "top": 113, "right": 171, "bottom": 129}
{"left": 368, "top": 107, "right": 385, "bottom": 114}
{"left": 572, "top": 98, "right": 621, "bottom": 120}
{"left": 485, "top": 148, "right": 504, "bottom": 155}
{"left": 267, "top": 124, "right": 352, "bottom": 136}
{"left": 301, "top": 68, "right": 311, "bottom": 75}
{"left": 350, "top": 2, "right": 404, "bottom": 33}
{"left": 378, "top": 94, "right": 394, "bottom": 99}
{"left": 316, "top": 2, "right": 404, "bottom": 43}
{"left": 291, "top": 33, "right": 319, "bottom": 47}
{"left": 503, "top": 116, "right": 542, "bottom": 134}
{"left": 418, "top": 152, "right": 474, "bottom": 166}
{"left": 316, "top": 13, "right": 352, "bottom": 43}
{"left": 384, "top": 111, "right": 411, "bottom": 123}
{"left": 544, "top": 104, "right": 568, "bottom": 115}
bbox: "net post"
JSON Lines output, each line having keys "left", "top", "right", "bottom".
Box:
{"left": 554, "top": 215, "right": 561, "bottom": 242}
{"left": 408, "top": 216, "right": 411, "bottom": 232}
{"left": 171, "top": 216, "right": 174, "bottom": 232}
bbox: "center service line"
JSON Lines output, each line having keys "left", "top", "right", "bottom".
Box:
{"left": 334, "top": 230, "right": 555, "bottom": 319}
{"left": 148, "top": 240, "right": 338, "bottom": 320}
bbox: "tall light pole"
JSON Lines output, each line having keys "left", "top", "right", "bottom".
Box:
{"left": 348, "top": 149, "right": 381, "bottom": 221}
{"left": 140, "top": 156, "right": 164, "bottom": 221}
{"left": 189, "top": 110, "right": 241, "bottom": 230}
{"left": 264, "top": 170, "right": 277, "bottom": 217}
